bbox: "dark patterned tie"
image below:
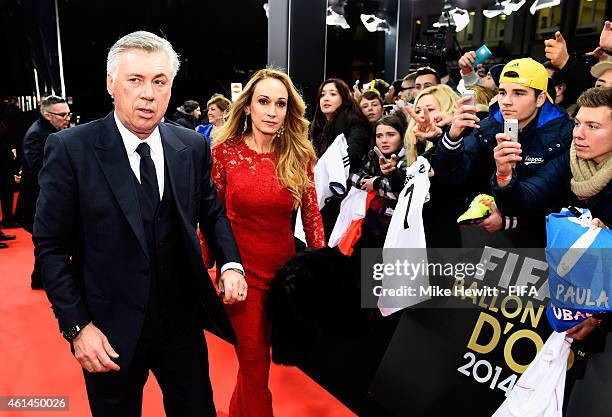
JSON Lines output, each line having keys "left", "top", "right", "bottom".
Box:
{"left": 135, "top": 143, "right": 160, "bottom": 205}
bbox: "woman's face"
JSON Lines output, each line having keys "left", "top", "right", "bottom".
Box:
{"left": 414, "top": 94, "right": 443, "bottom": 121}
{"left": 375, "top": 124, "right": 403, "bottom": 156}
{"left": 360, "top": 97, "right": 383, "bottom": 123}
{"left": 207, "top": 104, "right": 225, "bottom": 126}
{"left": 319, "top": 83, "right": 343, "bottom": 120}
{"left": 246, "top": 77, "right": 288, "bottom": 138}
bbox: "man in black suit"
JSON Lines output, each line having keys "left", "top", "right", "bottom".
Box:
{"left": 19, "top": 95, "right": 70, "bottom": 287}
{"left": 0, "top": 100, "right": 19, "bottom": 233}
{"left": 34, "top": 31, "right": 247, "bottom": 417}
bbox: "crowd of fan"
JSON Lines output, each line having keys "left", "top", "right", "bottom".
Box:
{"left": 1, "top": 21, "right": 611, "bottom": 273}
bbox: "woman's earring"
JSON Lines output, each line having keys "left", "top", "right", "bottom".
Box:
{"left": 242, "top": 114, "right": 249, "bottom": 133}
{"left": 276, "top": 124, "right": 285, "bottom": 138}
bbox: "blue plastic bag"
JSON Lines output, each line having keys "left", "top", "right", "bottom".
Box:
{"left": 545, "top": 208, "right": 612, "bottom": 332}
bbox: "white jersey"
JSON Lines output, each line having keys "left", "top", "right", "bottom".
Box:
{"left": 379, "top": 157, "right": 431, "bottom": 316}
{"left": 383, "top": 156, "right": 430, "bottom": 249}
{"left": 313, "top": 133, "right": 350, "bottom": 209}
{"left": 492, "top": 331, "right": 571, "bottom": 417}
{"left": 295, "top": 134, "right": 349, "bottom": 243}
{"left": 328, "top": 187, "right": 368, "bottom": 248}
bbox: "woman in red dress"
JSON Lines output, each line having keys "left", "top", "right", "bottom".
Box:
{"left": 210, "top": 68, "right": 326, "bottom": 416}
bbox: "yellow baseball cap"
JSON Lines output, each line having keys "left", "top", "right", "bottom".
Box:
{"left": 498, "top": 58, "right": 553, "bottom": 103}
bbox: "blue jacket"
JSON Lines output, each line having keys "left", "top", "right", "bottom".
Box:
{"left": 196, "top": 123, "right": 214, "bottom": 145}
{"left": 432, "top": 101, "right": 574, "bottom": 244}
{"left": 492, "top": 150, "right": 612, "bottom": 227}
{"left": 433, "top": 101, "right": 573, "bottom": 191}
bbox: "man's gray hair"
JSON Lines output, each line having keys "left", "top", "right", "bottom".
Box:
{"left": 106, "top": 31, "right": 181, "bottom": 80}
{"left": 41, "top": 95, "right": 67, "bottom": 113}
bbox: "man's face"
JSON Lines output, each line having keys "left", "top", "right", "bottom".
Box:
{"left": 573, "top": 106, "right": 612, "bottom": 164}
{"left": 106, "top": 49, "right": 173, "bottom": 139}
{"left": 43, "top": 103, "right": 71, "bottom": 130}
{"left": 595, "top": 69, "right": 612, "bottom": 88}
{"left": 414, "top": 74, "right": 438, "bottom": 97}
{"left": 498, "top": 82, "right": 546, "bottom": 129}
{"left": 399, "top": 79, "right": 415, "bottom": 102}
{"left": 359, "top": 97, "right": 383, "bottom": 123}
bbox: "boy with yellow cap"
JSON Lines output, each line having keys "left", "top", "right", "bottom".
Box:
{"left": 432, "top": 58, "right": 574, "bottom": 246}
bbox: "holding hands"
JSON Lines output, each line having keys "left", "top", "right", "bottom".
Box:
{"left": 220, "top": 269, "right": 248, "bottom": 304}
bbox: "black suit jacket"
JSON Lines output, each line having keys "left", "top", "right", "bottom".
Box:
{"left": 34, "top": 112, "right": 240, "bottom": 368}
{"left": 18, "top": 117, "right": 57, "bottom": 231}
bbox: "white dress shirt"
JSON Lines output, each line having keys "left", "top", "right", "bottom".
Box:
{"left": 113, "top": 112, "right": 244, "bottom": 277}
{"left": 114, "top": 112, "right": 165, "bottom": 197}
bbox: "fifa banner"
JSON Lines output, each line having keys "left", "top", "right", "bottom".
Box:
{"left": 361, "top": 244, "right": 612, "bottom": 416}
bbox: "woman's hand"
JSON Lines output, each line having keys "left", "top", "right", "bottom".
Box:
{"left": 360, "top": 177, "right": 378, "bottom": 192}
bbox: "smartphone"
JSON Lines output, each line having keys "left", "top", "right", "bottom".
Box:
{"left": 504, "top": 119, "right": 519, "bottom": 142}
{"left": 461, "top": 90, "right": 475, "bottom": 107}
{"left": 474, "top": 44, "right": 493, "bottom": 67}
{"left": 373, "top": 146, "right": 388, "bottom": 163}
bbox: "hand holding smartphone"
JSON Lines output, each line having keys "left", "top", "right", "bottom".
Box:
{"left": 503, "top": 119, "right": 519, "bottom": 142}
{"left": 373, "top": 146, "right": 388, "bottom": 163}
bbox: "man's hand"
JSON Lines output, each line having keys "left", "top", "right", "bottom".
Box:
{"left": 73, "top": 323, "right": 120, "bottom": 373}
{"left": 600, "top": 21, "right": 612, "bottom": 52}
{"left": 360, "top": 177, "right": 377, "bottom": 192}
{"left": 219, "top": 269, "right": 247, "bottom": 304}
{"left": 448, "top": 96, "right": 480, "bottom": 140}
{"left": 544, "top": 31, "right": 570, "bottom": 69}
{"left": 586, "top": 46, "right": 606, "bottom": 60}
{"left": 478, "top": 199, "right": 503, "bottom": 233}
{"left": 493, "top": 133, "right": 522, "bottom": 184}
{"left": 11, "top": 148, "right": 16, "bottom": 160}
{"left": 379, "top": 155, "right": 398, "bottom": 175}
{"left": 566, "top": 317, "right": 600, "bottom": 340}
{"left": 458, "top": 51, "right": 477, "bottom": 75}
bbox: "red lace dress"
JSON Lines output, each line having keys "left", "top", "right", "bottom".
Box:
{"left": 211, "top": 138, "right": 325, "bottom": 417}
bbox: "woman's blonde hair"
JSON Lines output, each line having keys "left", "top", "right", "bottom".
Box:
{"left": 207, "top": 93, "right": 232, "bottom": 112}
{"left": 468, "top": 85, "right": 498, "bottom": 112}
{"left": 405, "top": 84, "right": 459, "bottom": 164}
{"left": 214, "top": 68, "right": 317, "bottom": 209}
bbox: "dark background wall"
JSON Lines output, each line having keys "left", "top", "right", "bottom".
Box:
{"left": 1, "top": 0, "right": 268, "bottom": 122}
{"left": 2, "top": 0, "right": 609, "bottom": 124}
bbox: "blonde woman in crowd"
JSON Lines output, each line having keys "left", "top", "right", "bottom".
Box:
{"left": 196, "top": 93, "right": 231, "bottom": 145}
{"left": 404, "top": 84, "right": 464, "bottom": 247}
{"left": 405, "top": 84, "right": 460, "bottom": 164}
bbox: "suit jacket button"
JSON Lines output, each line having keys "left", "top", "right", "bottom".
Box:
{"left": 139, "top": 304, "right": 146, "bottom": 312}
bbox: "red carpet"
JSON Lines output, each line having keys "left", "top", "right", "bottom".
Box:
{"left": 0, "top": 228, "right": 356, "bottom": 417}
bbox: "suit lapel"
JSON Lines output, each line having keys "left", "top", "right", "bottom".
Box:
{"left": 159, "top": 123, "right": 191, "bottom": 218}
{"left": 94, "top": 112, "right": 149, "bottom": 259}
